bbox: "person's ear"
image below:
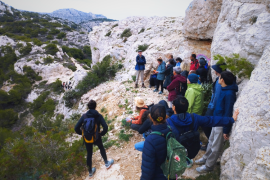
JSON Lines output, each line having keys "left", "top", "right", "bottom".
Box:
{"left": 172, "top": 105, "right": 177, "bottom": 114}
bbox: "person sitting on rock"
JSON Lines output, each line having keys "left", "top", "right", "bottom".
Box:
{"left": 140, "top": 104, "right": 171, "bottom": 180}
{"left": 135, "top": 50, "right": 146, "bottom": 88}
{"left": 166, "top": 96, "right": 239, "bottom": 168}
{"left": 185, "top": 74, "right": 204, "bottom": 115}
{"left": 167, "top": 66, "right": 187, "bottom": 107}
{"left": 190, "top": 54, "right": 199, "bottom": 71}
{"left": 74, "top": 99, "right": 114, "bottom": 178}
{"left": 196, "top": 58, "right": 208, "bottom": 84}
{"left": 196, "top": 71, "right": 238, "bottom": 173}
{"left": 163, "top": 59, "right": 174, "bottom": 90}
{"left": 180, "top": 61, "right": 190, "bottom": 78}
{"left": 127, "top": 97, "right": 148, "bottom": 131}
{"left": 153, "top": 58, "right": 166, "bottom": 94}
{"left": 176, "top": 57, "right": 182, "bottom": 67}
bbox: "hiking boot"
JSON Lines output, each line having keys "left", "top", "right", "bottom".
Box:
{"left": 186, "top": 159, "right": 193, "bottom": 168}
{"left": 153, "top": 89, "right": 158, "bottom": 92}
{"left": 196, "top": 165, "right": 212, "bottom": 173}
{"left": 89, "top": 167, "right": 96, "bottom": 178}
{"left": 105, "top": 159, "right": 114, "bottom": 169}
{"left": 135, "top": 84, "right": 138, "bottom": 88}
{"left": 142, "top": 84, "right": 146, "bottom": 88}
{"left": 195, "top": 158, "right": 206, "bottom": 165}
{"left": 158, "top": 91, "right": 163, "bottom": 94}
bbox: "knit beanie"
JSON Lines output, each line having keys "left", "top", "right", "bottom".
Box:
{"left": 188, "top": 74, "right": 199, "bottom": 83}
{"left": 212, "top": 64, "right": 224, "bottom": 74}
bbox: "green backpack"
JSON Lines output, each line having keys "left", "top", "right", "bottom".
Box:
{"left": 151, "top": 130, "right": 191, "bottom": 180}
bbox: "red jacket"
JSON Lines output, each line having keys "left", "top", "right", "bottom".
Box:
{"left": 167, "top": 74, "right": 187, "bottom": 101}
{"left": 132, "top": 105, "right": 148, "bottom": 124}
{"left": 190, "top": 59, "right": 199, "bottom": 70}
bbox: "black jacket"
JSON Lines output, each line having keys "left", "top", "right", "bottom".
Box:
{"left": 163, "top": 64, "right": 174, "bottom": 88}
{"left": 196, "top": 65, "right": 208, "bottom": 83}
{"left": 138, "top": 119, "right": 153, "bottom": 134}
{"left": 74, "top": 109, "right": 108, "bottom": 136}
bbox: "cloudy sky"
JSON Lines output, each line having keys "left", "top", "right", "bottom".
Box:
{"left": 3, "top": 0, "right": 193, "bottom": 20}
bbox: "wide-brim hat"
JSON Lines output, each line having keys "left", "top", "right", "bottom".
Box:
{"left": 134, "top": 97, "right": 145, "bottom": 108}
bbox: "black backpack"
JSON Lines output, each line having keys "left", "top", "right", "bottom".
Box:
{"left": 171, "top": 113, "right": 201, "bottom": 159}
{"left": 176, "top": 81, "right": 187, "bottom": 96}
{"left": 82, "top": 114, "right": 100, "bottom": 143}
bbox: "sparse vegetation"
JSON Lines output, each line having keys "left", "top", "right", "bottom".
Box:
{"left": 249, "top": 16, "right": 258, "bottom": 25}
{"left": 44, "top": 43, "right": 58, "bottom": 55}
{"left": 112, "top": 24, "right": 118, "bottom": 28}
{"left": 137, "top": 44, "right": 149, "bottom": 52}
{"left": 118, "top": 129, "right": 133, "bottom": 142}
{"left": 132, "top": 75, "right": 136, "bottom": 82}
{"left": 101, "top": 107, "right": 108, "bottom": 113}
{"left": 43, "top": 56, "right": 54, "bottom": 64}
{"left": 139, "top": 28, "right": 145, "bottom": 34}
{"left": 120, "top": 28, "right": 132, "bottom": 38}
{"left": 63, "top": 63, "right": 77, "bottom": 72}
{"left": 19, "top": 42, "right": 32, "bottom": 56}
{"left": 105, "top": 31, "right": 111, "bottom": 37}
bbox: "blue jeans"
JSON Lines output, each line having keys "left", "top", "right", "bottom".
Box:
{"left": 134, "top": 141, "right": 145, "bottom": 152}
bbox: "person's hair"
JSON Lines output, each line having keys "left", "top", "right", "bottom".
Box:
{"left": 141, "top": 110, "right": 150, "bottom": 123}
{"left": 150, "top": 104, "right": 166, "bottom": 123}
{"left": 176, "top": 57, "right": 182, "bottom": 63}
{"left": 169, "top": 59, "right": 174, "bottom": 65}
{"left": 220, "top": 71, "right": 236, "bottom": 85}
{"left": 87, "top": 100, "right": 97, "bottom": 109}
{"left": 189, "top": 70, "right": 196, "bottom": 74}
{"left": 173, "top": 66, "right": 181, "bottom": 74}
{"left": 172, "top": 96, "right": 189, "bottom": 114}
{"left": 157, "top": 58, "right": 163, "bottom": 62}
{"left": 169, "top": 55, "right": 173, "bottom": 59}
{"left": 180, "top": 62, "right": 190, "bottom": 71}
{"left": 191, "top": 54, "right": 196, "bottom": 59}
{"left": 136, "top": 106, "right": 142, "bottom": 111}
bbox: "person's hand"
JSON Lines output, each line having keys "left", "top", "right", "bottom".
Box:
{"left": 223, "top": 134, "right": 230, "bottom": 140}
{"left": 233, "top": 109, "right": 239, "bottom": 121}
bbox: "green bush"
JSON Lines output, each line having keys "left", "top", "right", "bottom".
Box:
{"left": 132, "top": 75, "right": 136, "bottom": 82}
{"left": 46, "top": 34, "right": 53, "bottom": 39}
{"left": 118, "top": 129, "right": 133, "bottom": 142}
{"left": 43, "top": 56, "right": 54, "bottom": 64}
{"left": 0, "top": 109, "right": 18, "bottom": 128}
{"left": 23, "top": 66, "right": 42, "bottom": 82}
{"left": 49, "top": 28, "right": 60, "bottom": 35}
{"left": 101, "top": 107, "right": 107, "bottom": 113}
{"left": 57, "top": 32, "right": 66, "bottom": 39}
{"left": 137, "top": 44, "right": 149, "bottom": 52}
{"left": 83, "top": 46, "right": 92, "bottom": 59}
{"left": 62, "top": 46, "right": 84, "bottom": 60}
{"left": 202, "top": 83, "right": 213, "bottom": 115}
{"left": 112, "top": 24, "right": 118, "bottom": 28}
{"left": 63, "top": 63, "right": 77, "bottom": 72}
{"left": 120, "top": 28, "right": 132, "bottom": 38}
{"left": 0, "top": 128, "right": 18, "bottom": 150}
{"left": 19, "top": 43, "right": 32, "bottom": 56}
{"left": 44, "top": 44, "right": 58, "bottom": 55}
{"left": 32, "top": 38, "right": 43, "bottom": 46}
{"left": 139, "top": 28, "right": 145, "bottom": 34}
{"left": 49, "top": 79, "right": 64, "bottom": 93}
{"left": 121, "top": 119, "right": 130, "bottom": 129}
{"left": 105, "top": 31, "right": 111, "bottom": 37}
{"left": 214, "top": 54, "right": 254, "bottom": 79}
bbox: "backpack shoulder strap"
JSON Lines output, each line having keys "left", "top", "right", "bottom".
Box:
{"left": 189, "top": 113, "right": 195, "bottom": 131}
{"left": 150, "top": 131, "right": 164, "bottom": 136}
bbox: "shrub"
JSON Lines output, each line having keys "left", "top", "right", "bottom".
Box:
{"left": 43, "top": 56, "right": 54, "bottom": 64}
{"left": 118, "top": 130, "right": 133, "bottom": 142}
{"left": 57, "top": 32, "right": 66, "bottom": 39}
{"left": 35, "top": 61, "right": 41, "bottom": 65}
{"left": 103, "top": 140, "right": 118, "bottom": 149}
{"left": 137, "top": 44, "right": 149, "bottom": 52}
{"left": 62, "top": 46, "right": 84, "bottom": 60}
{"left": 52, "top": 40, "right": 58, "bottom": 44}
{"left": 214, "top": 54, "right": 255, "bottom": 79}
{"left": 63, "top": 63, "right": 77, "bottom": 72}
{"left": 46, "top": 34, "right": 53, "bottom": 39}
{"left": 50, "top": 79, "right": 64, "bottom": 93}
{"left": 105, "top": 31, "right": 111, "bottom": 37}
{"left": 249, "top": 16, "right": 257, "bottom": 25}
{"left": 44, "top": 44, "right": 58, "bottom": 55}
{"left": 23, "top": 66, "right": 42, "bottom": 82}
{"left": 101, "top": 107, "right": 107, "bottom": 113}
{"left": 123, "top": 38, "right": 127, "bottom": 43}
{"left": 139, "top": 28, "right": 145, "bottom": 34}
{"left": 132, "top": 75, "right": 136, "bottom": 82}
{"left": 112, "top": 24, "right": 118, "bottom": 28}
{"left": 32, "top": 38, "right": 43, "bottom": 46}
{"left": 19, "top": 43, "right": 32, "bottom": 56}
{"left": 80, "top": 32, "right": 85, "bottom": 34}
{"left": 121, "top": 119, "right": 131, "bottom": 129}
{"left": 202, "top": 83, "right": 213, "bottom": 115}
{"left": 120, "top": 28, "right": 132, "bottom": 38}
{"left": 0, "top": 109, "right": 18, "bottom": 128}
{"left": 49, "top": 29, "right": 60, "bottom": 35}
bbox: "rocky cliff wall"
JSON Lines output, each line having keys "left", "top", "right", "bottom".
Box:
{"left": 89, "top": 16, "right": 212, "bottom": 82}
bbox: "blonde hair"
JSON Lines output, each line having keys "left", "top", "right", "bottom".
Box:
{"left": 180, "top": 62, "right": 190, "bottom": 71}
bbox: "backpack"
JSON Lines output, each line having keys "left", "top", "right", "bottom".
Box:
{"left": 141, "top": 103, "right": 154, "bottom": 111}
{"left": 150, "top": 74, "right": 157, "bottom": 86}
{"left": 82, "top": 114, "right": 100, "bottom": 143}
{"left": 151, "top": 130, "right": 191, "bottom": 179}
{"left": 170, "top": 114, "right": 201, "bottom": 159}
{"left": 177, "top": 81, "right": 187, "bottom": 96}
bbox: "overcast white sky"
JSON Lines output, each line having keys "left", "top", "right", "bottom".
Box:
{"left": 3, "top": 0, "right": 193, "bottom": 20}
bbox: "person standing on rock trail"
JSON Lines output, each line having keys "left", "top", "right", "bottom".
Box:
{"left": 163, "top": 59, "right": 174, "bottom": 90}
{"left": 167, "top": 54, "right": 176, "bottom": 67}
{"left": 196, "top": 58, "right": 208, "bottom": 84}
{"left": 180, "top": 61, "right": 190, "bottom": 78}
{"left": 74, "top": 100, "right": 114, "bottom": 178}
{"left": 153, "top": 58, "right": 166, "bottom": 94}
{"left": 196, "top": 71, "right": 238, "bottom": 173}
{"left": 190, "top": 54, "right": 199, "bottom": 71}
{"left": 135, "top": 50, "right": 146, "bottom": 88}
{"left": 176, "top": 57, "right": 182, "bottom": 67}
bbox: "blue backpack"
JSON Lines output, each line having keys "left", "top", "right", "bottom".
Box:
{"left": 82, "top": 114, "right": 100, "bottom": 143}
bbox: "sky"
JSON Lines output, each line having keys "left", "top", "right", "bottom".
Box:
{"left": 3, "top": 0, "right": 193, "bottom": 20}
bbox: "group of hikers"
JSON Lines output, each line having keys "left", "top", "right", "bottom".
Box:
{"left": 74, "top": 50, "right": 240, "bottom": 179}
{"left": 62, "top": 81, "right": 73, "bottom": 90}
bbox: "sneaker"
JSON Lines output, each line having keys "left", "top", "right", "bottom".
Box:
{"left": 142, "top": 84, "right": 146, "bottom": 88}
{"left": 153, "top": 89, "right": 158, "bottom": 92}
{"left": 195, "top": 157, "right": 206, "bottom": 165}
{"left": 89, "top": 167, "right": 96, "bottom": 178}
{"left": 105, "top": 159, "right": 114, "bottom": 169}
{"left": 158, "top": 91, "right": 163, "bottom": 94}
{"left": 186, "top": 159, "right": 193, "bottom": 168}
{"left": 196, "top": 165, "right": 212, "bottom": 173}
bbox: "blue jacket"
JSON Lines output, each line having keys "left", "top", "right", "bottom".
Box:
{"left": 214, "top": 83, "right": 238, "bottom": 134}
{"left": 141, "top": 123, "right": 170, "bottom": 180}
{"left": 135, "top": 55, "right": 146, "bottom": 70}
{"left": 167, "top": 113, "right": 235, "bottom": 138}
{"left": 157, "top": 61, "right": 166, "bottom": 80}
{"left": 208, "top": 77, "right": 222, "bottom": 110}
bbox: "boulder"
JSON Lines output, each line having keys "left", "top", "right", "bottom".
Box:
{"left": 183, "top": 0, "right": 223, "bottom": 40}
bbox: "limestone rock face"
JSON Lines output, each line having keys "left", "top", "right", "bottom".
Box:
{"left": 220, "top": 46, "right": 270, "bottom": 180}
{"left": 183, "top": 0, "right": 222, "bottom": 40}
{"left": 0, "top": 36, "right": 15, "bottom": 47}
{"left": 89, "top": 16, "right": 212, "bottom": 82}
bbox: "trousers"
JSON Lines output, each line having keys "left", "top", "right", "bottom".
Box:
{"left": 135, "top": 70, "right": 144, "bottom": 84}
{"left": 156, "top": 80, "right": 164, "bottom": 92}
{"left": 203, "top": 127, "right": 224, "bottom": 170}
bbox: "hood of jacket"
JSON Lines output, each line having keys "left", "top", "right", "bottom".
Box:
{"left": 187, "top": 83, "right": 203, "bottom": 91}
{"left": 173, "top": 74, "right": 186, "bottom": 83}
{"left": 222, "top": 82, "right": 238, "bottom": 92}
{"left": 169, "top": 113, "right": 192, "bottom": 127}
{"left": 167, "top": 64, "right": 173, "bottom": 69}
{"left": 85, "top": 109, "right": 100, "bottom": 117}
